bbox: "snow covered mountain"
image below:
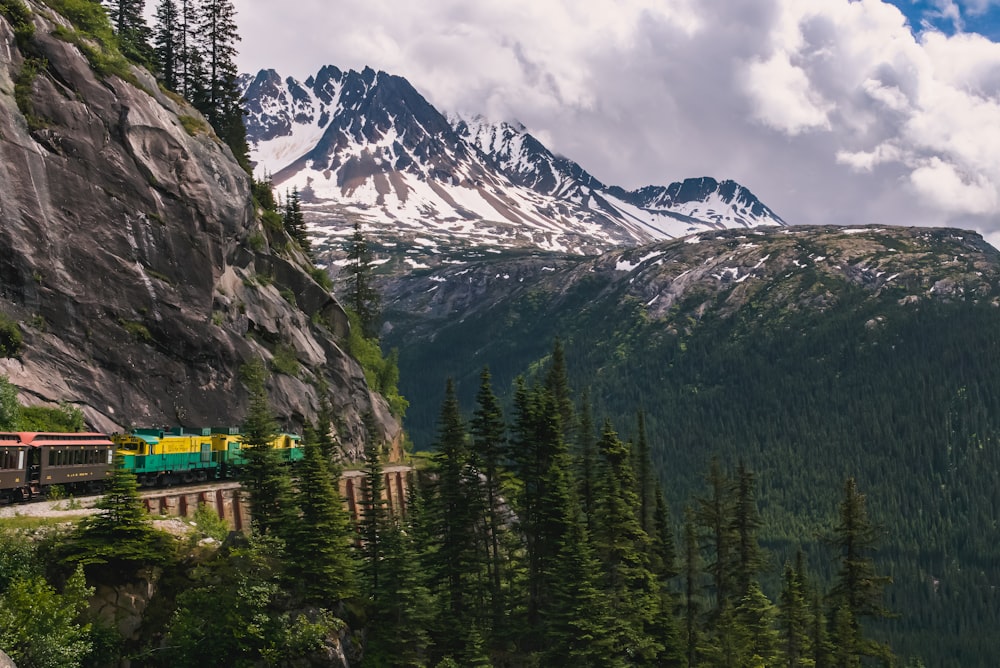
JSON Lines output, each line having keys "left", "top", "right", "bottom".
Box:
{"left": 242, "top": 66, "right": 786, "bottom": 264}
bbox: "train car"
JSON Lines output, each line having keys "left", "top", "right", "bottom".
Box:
{"left": 0, "top": 432, "right": 30, "bottom": 502}
{"left": 209, "top": 427, "right": 303, "bottom": 475}
{"left": 26, "top": 432, "right": 114, "bottom": 498}
{"left": 270, "top": 432, "right": 303, "bottom": 465}
{"left": 114, "top": 427, "right": 303, "bottom": 486}
{"left": 112, "top": 427, "right": 218, "bottom": 487}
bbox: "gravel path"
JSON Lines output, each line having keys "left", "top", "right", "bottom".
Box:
{"left": 0, "top": 496, "right": 102, "bottom": 518}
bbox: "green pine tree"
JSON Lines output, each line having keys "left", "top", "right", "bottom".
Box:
{"left": 283, "top": 187, "right": 311, "bottom": 255}
{"left": 544, "top": 507, "right": 615, "bottom": 667}
{"left": 682, "top": 505, "right": 703, "bottom": 668}
{"left": 362, "top": 516, "right": 434, "bottom": 667}
{"left": 344, "top": 221, "right": 381, "bottom": 339}
{"left": 427, "top": 379, "right": 484, "bottom": 659}
{"left": 469, "top": 366, "right": 509, "bottom": 635}
{"left": 192, "top": 0, "right": 248, "bottom": 170}
{"left": 508, "top": 379, "right": 568, "bottom": 647}
{"left": 778, "top": 557, "right": 815, "bottom": 667}
{"left": 695, "top": 457, "right": 737, "bottom": 614}
{"left": 287, "top": 427, "right": 358, "bottom": 605}
{"left": 240, "top": 359, "right": 296, "bottom": 539}
{"left": 574, "top": 389, "right": 598, "bottom": 536}
{"left": 592, "top": 419, "right": 662, "bottom": 663}
{"left": 360, "top": 411, "right": 388, "bottom": 599}
{"left": 827, "top": 477, "right": 894, "bottom": 665}
{"left": 103, "top": 0, "right": 153, "bottom": 64}
{"left": 544, "top": 338, "right": 574, "bottom": 441}
{"left": 732, "top": 461, "right": 766, "bottom": 598}
{"left": 152, "top": 0, "right": 179, "bottom": 89}
{"left": 61, "top": 452, "right": 173, "bottom": 569}
{"left": 736, "top": 581, "right": 781, "bottom": 666}
{"left": 649, "top": 488, "right": 685, "bottom": 666}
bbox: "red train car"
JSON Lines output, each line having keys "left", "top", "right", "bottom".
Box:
{"left": 0, "top": 432, "right": 30, "bottom": 502}
{"left": 0, "top": 432, "right": 114, "bottom": 501}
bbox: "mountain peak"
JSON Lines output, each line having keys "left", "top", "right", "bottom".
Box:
{"left": 242, "top": 66, "right": 786, "bottom": 264}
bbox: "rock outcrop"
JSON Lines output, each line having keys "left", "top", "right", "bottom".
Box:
{"left": 0, "top": 2, "right": 399, "bottom": 457}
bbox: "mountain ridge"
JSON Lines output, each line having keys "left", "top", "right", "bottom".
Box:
{"left": 241, "top": 66, "right": 786, "bottom": 266}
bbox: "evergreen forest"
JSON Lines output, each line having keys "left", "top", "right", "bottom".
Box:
{"left": 1, "top": 347, "right": 909, "bottom": 667}
{"left": 388, "top": 268, "right": 1000, "bottom": 667}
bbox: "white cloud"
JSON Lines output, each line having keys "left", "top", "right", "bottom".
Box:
{"left": 962, "top": 0, "right": 1000, "bottom": 14}
{"left": 910, "top": 157, "right": 999, "bottom": 214}
{"left": 744, "top": 53, "right": 833, "bottom": 134}
{"left": 235, "top": 0, "right": 1000, "bottom": 243}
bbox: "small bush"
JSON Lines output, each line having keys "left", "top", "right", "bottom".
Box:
{"left": 261, "top": 209, "right": 283, "bottom": 234}
{"left": 0, "top": 0, "right": 35, "bottom": 47}
{"left": 13, "top": 56, "right": 47, "bottom": 129}
{"left": 346, "top": 310, "right": 408, "bottom": 417}
{"left": 44, "top": 0, "right": 134, "bottom": 80}
{"left": 247, "top": 233, "right": 265, "bottom": 252}
{"left": 0, "top": 313, "right": 23, "bottom": 357}
{"left": 309, "top": 266, "right": 333, "bottom": 290}
{"left": 192, "top": 503, "right": 229, "bottom": 543}
{"left": 271, "top": 343, "right": 300, "bottom": 378}
{"left": 178, "top": 114, "right": 208, "bottom": 136}
{"left": 118, "top": 319, "right": 151, "bottom": 342}
{"left": 251, "top": 177, "right": 278, "bottom": 212}
{"left": 20, "top": 402, "right": 84, "bottom": 431}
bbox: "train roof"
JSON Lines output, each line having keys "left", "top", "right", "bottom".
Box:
{"left": 10, "top": 432, "right": 115, "bottom": 446}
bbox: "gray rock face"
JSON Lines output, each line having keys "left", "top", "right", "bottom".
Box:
{"left": 0, "top": 3, "right": 399, "bottom": 456}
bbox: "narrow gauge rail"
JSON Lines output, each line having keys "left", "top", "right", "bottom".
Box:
{"left": 0, "top": 428, "right": 302, "bottom": 503}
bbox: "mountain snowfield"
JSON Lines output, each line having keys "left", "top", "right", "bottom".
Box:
{"left": 241, "top": 66, "right": 786, "bottom": 264}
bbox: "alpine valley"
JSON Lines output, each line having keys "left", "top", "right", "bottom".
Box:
{"left": 0, "top": 0, "right": 998, "bottom": 660}
{"left": 245, "top": 66, "right": 1000, "bottom": 667}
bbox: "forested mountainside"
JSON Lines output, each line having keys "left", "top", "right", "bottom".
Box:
{"left": 382, "top": 224, "right": 1000, "bottom": 666}
{"left": 0, "top": 0, "right": 398, "bottom": 450}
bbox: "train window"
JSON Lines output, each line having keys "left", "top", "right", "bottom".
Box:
{"left": 50, "top": 450, "right": 56, "bottom": 466}
{"left": 75, "top": 449, "right": 83, "bottom": 465}
{"left": 1, "top": 447, "right": 9, "bottom": 469}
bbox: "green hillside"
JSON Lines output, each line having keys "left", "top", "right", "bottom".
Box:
{"left": 384, "top": 226, "right": 1000, "bottom": 666}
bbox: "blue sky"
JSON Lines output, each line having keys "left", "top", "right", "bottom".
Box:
{"left": 889, "top": 0, "right": 1000, "bottom": 38}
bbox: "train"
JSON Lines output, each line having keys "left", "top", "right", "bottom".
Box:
{"left": 0, "top": 427, "right": 303, "bottom": 503}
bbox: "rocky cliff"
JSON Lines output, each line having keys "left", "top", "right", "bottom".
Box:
{"left": 0, "top": 1, "right": 400, "bottom": 456}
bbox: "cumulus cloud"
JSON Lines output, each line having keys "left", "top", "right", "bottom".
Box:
{"left": 235, "top": 0, "right": 1000, "bottom": 243}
